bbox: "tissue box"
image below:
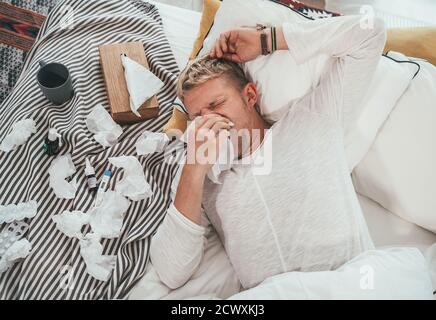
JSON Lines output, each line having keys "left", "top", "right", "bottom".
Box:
{"left": 99, "top": 42, "right": 159, "bottom": 123}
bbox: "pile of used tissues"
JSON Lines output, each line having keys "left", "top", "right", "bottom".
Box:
{"left": 0, "top": 80, "right": 233, "bottom": 281}
{"left": 0, "top": 106, "right": 172, "bottom": 280}
{"left": 52, "top": 191, "right": 130, "bottom": 281}
{"left": 0, "top": 201, "right": 38, "bottom": 273}
{"left": 48, "top": 151, "right": 166, "bottom": 280}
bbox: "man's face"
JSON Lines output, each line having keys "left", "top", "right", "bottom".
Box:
{"left": 183, "top": 76, "right": 257, "bottom": 133}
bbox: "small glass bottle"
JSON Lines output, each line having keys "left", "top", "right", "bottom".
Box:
{"left": 85, "top": 158, "right": 98, "bottom": 192}
{"left": 43, "top": 128, "right": 62, "bottom": 156}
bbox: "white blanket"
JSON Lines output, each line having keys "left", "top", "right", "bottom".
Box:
{"left": 130, "top": 246, "right": 434, "bottom": 300}
{"left": 228, "top": 247, "right": 433, "bottom": 300}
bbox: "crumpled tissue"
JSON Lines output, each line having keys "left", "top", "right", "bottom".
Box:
{"left": 0, "top": 239, "right": 32, "bottom": 273}
{"left": 182, "top": 120, "right": 235, "bottom": 184}
{"left": 88, "top": 190, "right": 130, "bottom": 238}
{"left": 0, "top": 200, "right": 38, "bottom": 224}
{"left": 108, "top": 155, "right": 152, "bottom": 201}
{"left": 135, "top": 131, "right": 169, "bottom": 155}
{"left": 48, "top": 153, "right": 77, "bottom": 199}
{"left": 121, "top": 54, "right": 164, "bottom": 117}
{"left": 0, "top": 118, "right": 37, "bottom": 153}
{"left": 52, "top": 210, "right": 90, "bottom": 238}
{"left": 51, "top": 190, "right": 131, "bottom": 281}
{"left": 86, "top": 104, "right": 123, "bottom": 148}
{"left": 80, "top": 233, "right": 117, "bottom": 282}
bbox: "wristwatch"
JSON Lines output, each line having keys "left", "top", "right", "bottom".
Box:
{"left": 255, "top": 23, "right": 277, "bottom": 55}
{"left": 254, "top": 24, "right": 270, "bottom": 55}
{"left": 260, "top": 30, "right": 269, "bottom": 55}
{"left": 241, "top": 23, "right": 277, "bottom": 56}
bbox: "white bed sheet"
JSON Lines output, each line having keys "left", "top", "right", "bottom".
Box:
{"left": 148, "top": 0, "right": 201, "bottom": 71}
{"left": 130, "top": 1, "right": 436, "bottom": 300}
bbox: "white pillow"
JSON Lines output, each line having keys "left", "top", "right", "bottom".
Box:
{"left": 198, "top": 0, "right": 418, "bottom": 172}
{"left": 345, "top": 51, "right": 420, "bottom": 171}
{"left": 199, "top": 0, "right": 325, "bottom": 123}
{"left": 352, "top": 59, "right": 436, "bottom": 233}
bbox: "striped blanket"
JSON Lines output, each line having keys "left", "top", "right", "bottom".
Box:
{"left": 0, "top": 0, "right": 180, "bottom": 299}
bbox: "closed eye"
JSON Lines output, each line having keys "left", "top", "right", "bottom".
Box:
{"left": 191, "top": 98, "right": 227, "bottom": 118}
{"left": 210, "top": 99, "right": 226, "bottom": 110}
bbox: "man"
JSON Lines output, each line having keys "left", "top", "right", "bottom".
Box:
{"left": 150, "top": 15, "right": 387, "bottom": 290}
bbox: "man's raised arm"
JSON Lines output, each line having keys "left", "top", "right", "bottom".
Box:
{"left": 278, "top": 15, "right": 387, "bottom": 129}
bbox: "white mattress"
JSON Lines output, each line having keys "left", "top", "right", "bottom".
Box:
{"left": 130, "top": 1, "right": 436, "bottom": 300}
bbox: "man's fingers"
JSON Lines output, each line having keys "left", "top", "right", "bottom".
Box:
{"left": 210, "top": 30, "right": 236, "bottom": 58}
{"left": 215, "top": 39, "right": 223, "bottom": 58}
{"left": 210, "top": 121, "right": 232, "bottom": 135}
{"left": 193, "top": 116, "right": 208, "bottom": 131}
{"left": 201, "top": 116, "right": 232, "bottom": 130}
{"left": 196, "top": 122, "right": 230, "bottom": 144}
{"left": 219, "top": 33, "right": 228, "bottom": 54}
{"left": 209, "top": 47, "right": 215, "bottom": 58}
{"left": 222, "top": 53, "right": 241, "bottom": 62}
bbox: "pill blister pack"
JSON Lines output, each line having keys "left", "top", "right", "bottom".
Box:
{"left": 0, "top": 221, "right": 29, "bottom": 259}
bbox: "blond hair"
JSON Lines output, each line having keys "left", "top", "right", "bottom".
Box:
{"left": 176, "top": 55, "right": 249, "bottom": 102}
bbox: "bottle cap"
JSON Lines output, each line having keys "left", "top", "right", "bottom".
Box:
{"left": 47, "top": 128, "right": 62, "bottom": 146}
{"left": 85, "top": 158, "right": 95, "bottom": 175}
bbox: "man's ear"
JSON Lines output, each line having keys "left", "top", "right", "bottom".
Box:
{"left": 242, "top": 82, "right": 258, "bottom": 109}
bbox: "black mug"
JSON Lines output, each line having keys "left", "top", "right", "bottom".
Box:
{"left": 37, "top": 61, "right": 74, "bottom": 105}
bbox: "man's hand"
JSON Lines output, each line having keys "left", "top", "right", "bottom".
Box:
{"left": 186, "top": 114, "right": 234, "bottom": 174}
{"left": 174, "top": 114, "right": 233, "bottom": 225}
{"left": 209, "top": 26, "right": 287, "bottom": 63}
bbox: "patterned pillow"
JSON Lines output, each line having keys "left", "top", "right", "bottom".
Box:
{"left": 274, "top": 0, "right": 341, "bottom": 19}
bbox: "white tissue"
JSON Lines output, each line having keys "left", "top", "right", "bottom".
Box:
{"left": 108, "top": 155, "right": 152, "bottom": 201}
{"left": 48, "top": 153, "right": 77, "bottom": 199}
{"left": 135, "top": 131, "right": 169, "bottom": 155}
{"left": 182, "top": 120, "right": 235, "bottom": 184}
{"left": 86, "top": 104, "right": 123, "bottom": 148}
{"left": 79, "top": 234, "right": 116, "bottom": 282}
{"left": 121, "top": 54, "right": 164, "bottom": 117}
{"left": 88, "top": 190, "right": 130, "bottom": 238}
{"left": 0, "top": 118, "right": 37, "bottom": 153}
{"left": 0, "top": 239, "right": 32, "bottom": 273}
{"left": 52, "top": 210, "right": 90, "bottom": 238}
{"left": 206, "top": 137, "right": 235, "bottom": 184}
{"left": 0, "top": 200, "right": 38, "bottom": 224}
{"left": 51, "top": 190, "right": 131, "bottom": 281}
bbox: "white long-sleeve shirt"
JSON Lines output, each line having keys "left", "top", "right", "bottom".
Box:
{"left": 150, "top": 15, "right": 387, "bottom": 290}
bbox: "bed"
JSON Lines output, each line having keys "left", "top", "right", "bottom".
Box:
{"left": 128, "top": 1, "right": 436, "bottom": 300}
{"left": 0, "top": 0, "right": 434, "bottom": 300}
